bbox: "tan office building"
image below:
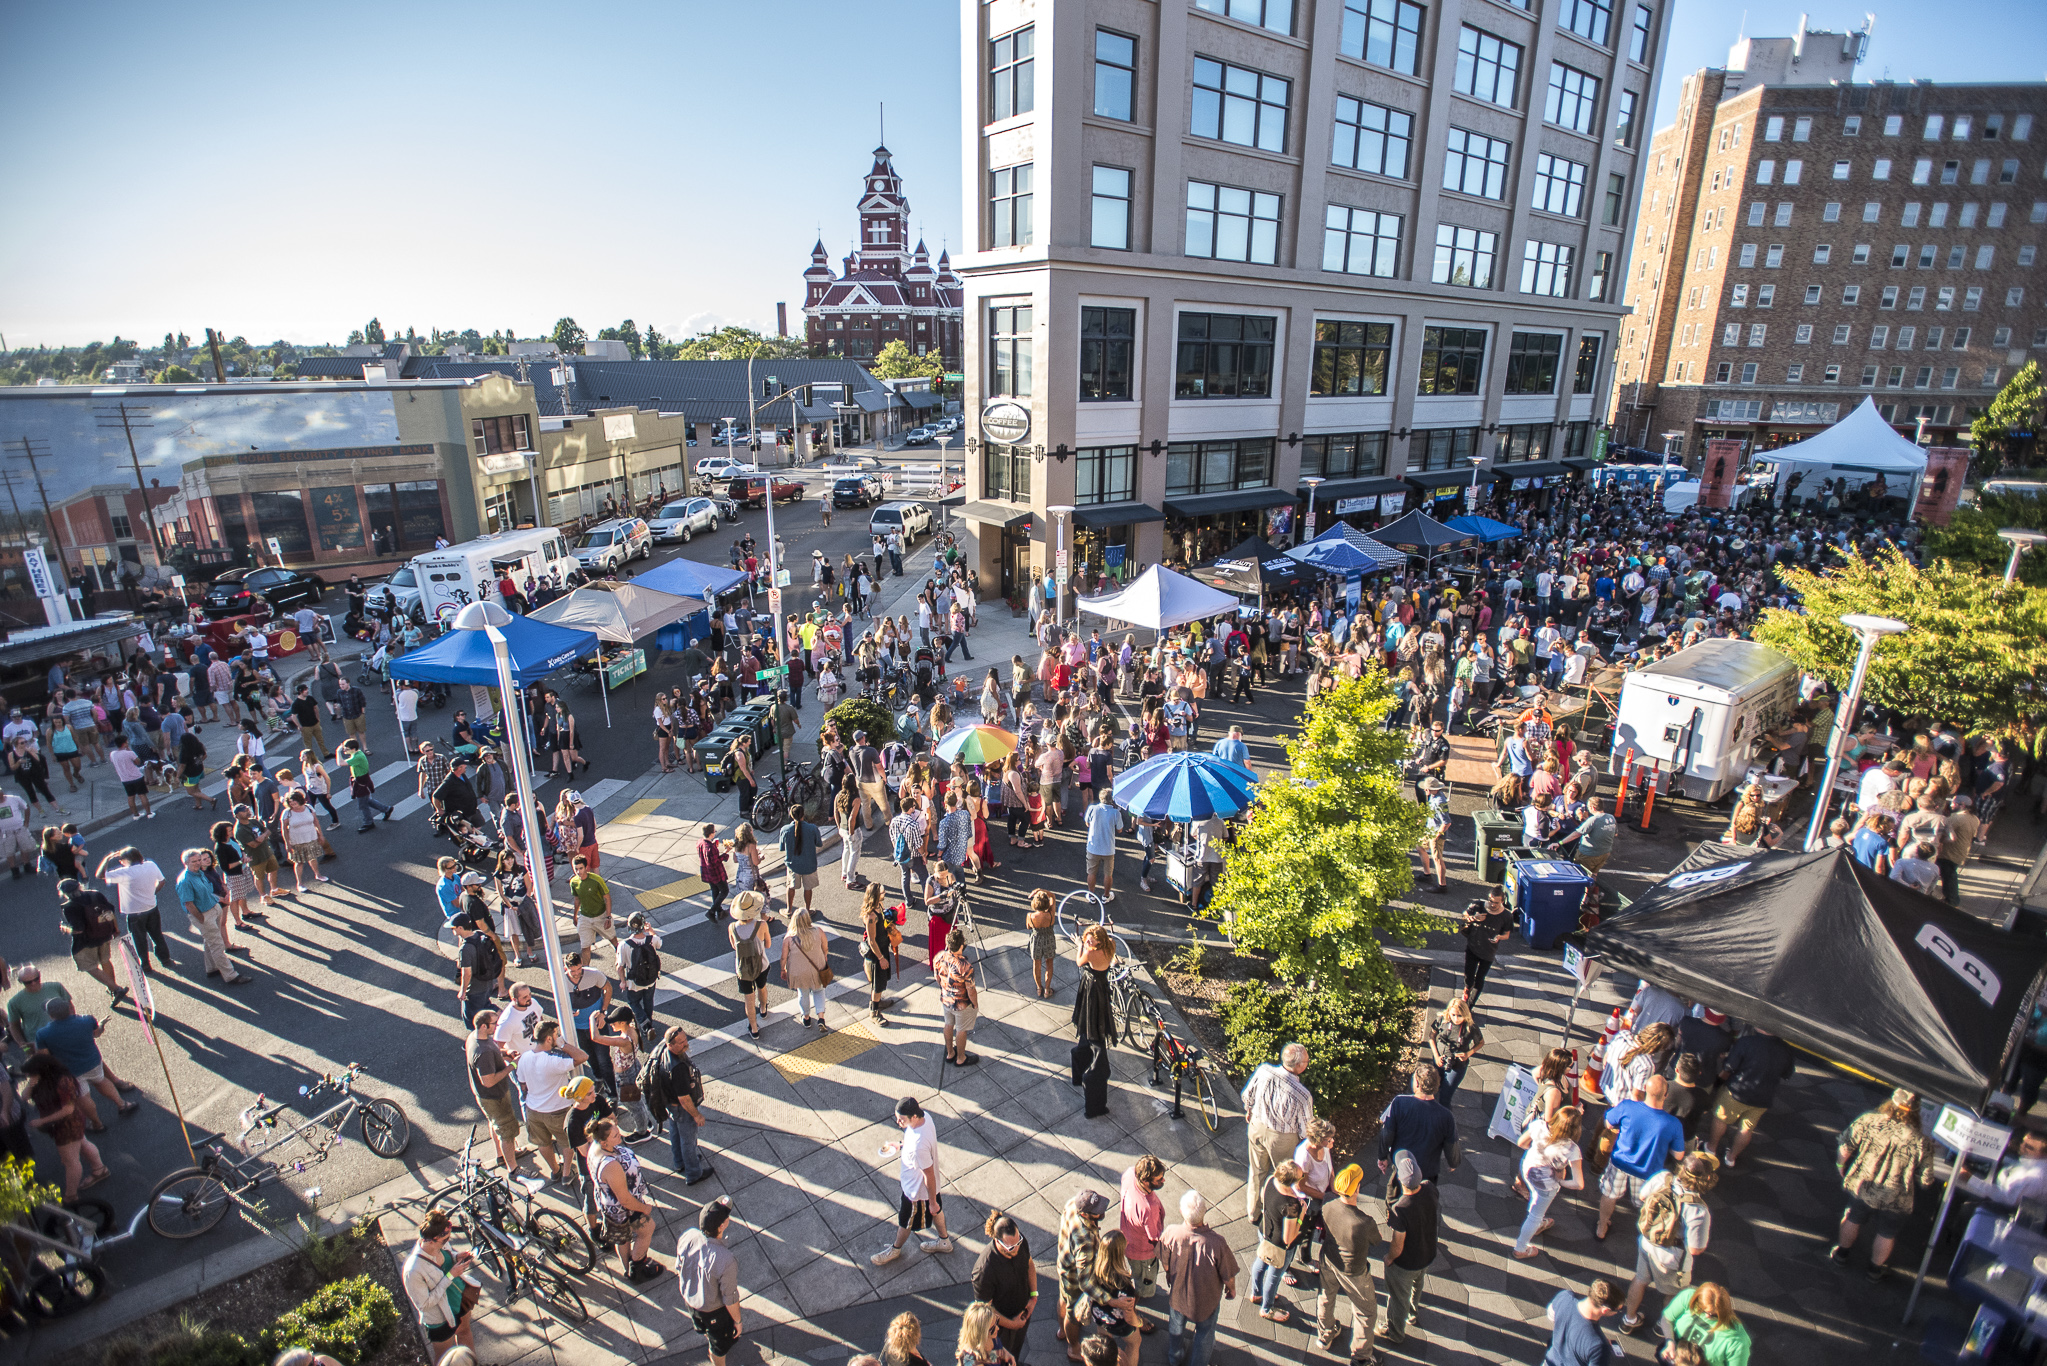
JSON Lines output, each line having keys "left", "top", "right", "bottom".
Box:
{"left": 954, "top": 0, "right": 1671, "bottom": 604}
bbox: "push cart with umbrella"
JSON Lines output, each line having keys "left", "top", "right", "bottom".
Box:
{"left": 1110, "top": 751, "right": 1261, "bottom": 897}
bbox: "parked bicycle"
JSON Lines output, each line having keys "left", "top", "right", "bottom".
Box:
{"left": 1123, "top": 991, "right": 1220, "bottom": 1129}
{"left": 0, "top": 1198, "right": 149, "bottom": 1320}
{"left": 1056, "top": 889, "right": 1133, "bottom": 961}
{"left": 445, "top": 1175, "right": 590, "bottom": 1325}
{"left": 147, "top": 1062, "right": 412, "bottom": 1239}
{"left": 749, "top": 759, "right": 830, "bottom": 831}
{"left": 426, "top": 1127, "right": 594, "bottom": 1276}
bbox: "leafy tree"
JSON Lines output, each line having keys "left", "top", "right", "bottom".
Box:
{"left": 550, "top": 317, "right": 587, "bottom": 351}
{"left": 1206, "top": 674, "right": 1431, "bottom": 996}
{"left": 481, "top": 334, "right": 507, "bottom": 355}
{"left": 160, "top": 331, "right": 177, "bottom": 357}
{"left": 1924, "top": 492, "right": 2047, "bottom": 586}
{"left": 155, "top": 364, "right": 197, "bottom": 383}
{"left": 346, "top": 329, "right": 365, "bottom": 346}
{"left": 1971, "top": 361, "right": 2045, "bottom": 472}
{"left": 870, "top": 339, "right": 943, "bottom": 382}
{"left": 675, "top": 326, "right": 805, "bottom": 361}
{"left": 363, "top": 318, "right": 385, "bottom": 345}
{"left": 1752, "top": 546, "right": 2047, "bottom": 735}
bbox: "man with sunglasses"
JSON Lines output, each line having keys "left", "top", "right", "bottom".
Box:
{"left": 1410, "top": 721, "right": 1450, "bottom": 805}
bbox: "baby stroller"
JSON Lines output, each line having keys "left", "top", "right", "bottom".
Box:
{"left": 441, "top": 813, "right": 504, "bottom": 867}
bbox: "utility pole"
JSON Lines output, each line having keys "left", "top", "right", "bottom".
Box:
{"left": 0, "top": 468, "right": 34, "bottom": 545}
{"left": 206, "top": 328, "right": 231, "bottom": 384}
{"left": 95, "top": 400, "right": 171, "bottom": 565}
{"left": 11, "top": 437, "right": 63, "bottom": 564}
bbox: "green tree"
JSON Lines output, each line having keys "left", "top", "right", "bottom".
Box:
{"left": 1971, "top": 361, "right": 2045, "bottom": 472}
{"left": 363, "top": 318, "right": 385, "bottom": 345}
{"left": 551, "top": 317, "right": 587, "bottom": 351}
{"left": 1752, "top": 546, "right": 2047, "bottom": 735}
{"left": 346, "top": 329, "right": 365, "bottom": 346}
{"left": 870, "top": 339, "right": 943, "bottom": 382}
{"left": 1924, "top": 492, "right": 2047, "bottom": 585}
{"left": 154, "top": 364, "right": 197, "bottom": 383}
{"left": 675, "top": 326, "right": 805, "bottom": 361}
{"left": 1207, "top": 674, "right": 1432, "bottom": 996}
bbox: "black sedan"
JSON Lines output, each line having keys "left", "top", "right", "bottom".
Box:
{"left": 832, "top": 475, "right": 885, "bottom": 508}
{"left": 202, "top": 566, "right": 327, "bottom": 619}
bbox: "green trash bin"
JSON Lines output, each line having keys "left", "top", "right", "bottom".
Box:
{"left": 1472, "top": 810, "right": 1526, "bottom": 882}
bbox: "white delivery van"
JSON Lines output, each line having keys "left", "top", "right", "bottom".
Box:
{"left": 411, "top": 528, "right": 582, "bottom": 623}
{"left": 1609, "top": 638, "right": 1800, "bottom": 802}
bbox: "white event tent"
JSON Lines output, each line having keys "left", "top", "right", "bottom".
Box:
{"left": 1077, "top": 564, "right": 1242, "bottom": 630}
{"left": 1757, "top": 396, "right": 1929, "bottom": 515}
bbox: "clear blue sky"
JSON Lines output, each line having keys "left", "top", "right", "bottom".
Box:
{"left": 1, "top": 0, "right": 2040, "bottom": 350}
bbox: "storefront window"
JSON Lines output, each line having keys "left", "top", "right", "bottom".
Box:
{"left": 1074, "top": 522, "right": 1132, "bottom": 587}
{"left": 1561, "top": 421, "right": 1592, "bottom": 459}
{"left": 1300, "top": 432, "right": 1387, "bottom": 478}
{"left": 1075, "top": 446, "right": 1136, "bottom": 504}
{"left": 216, "top": 498, "right": 249, "bottom": 553}
{"left": 983, "top": 444, "right": 1034, "bottom": 502}
{"left": 1414, "top": 426, "right": 1480, "bottom": 471}
{"left": 1166, "top": 439, "right": 1272, "bottom": 495}
{"left": 397, "top": 482, "right": 446, "bottom": 549}
{"left": 311, "top": 486, "right": 366, "bottom": 552}
{"left": 251, "top": 490, "right": 311, "bottom": 557}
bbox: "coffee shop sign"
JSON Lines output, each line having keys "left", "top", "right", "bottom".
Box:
{"left": 981, "top": 400, "right": 1031, "bottom": 445}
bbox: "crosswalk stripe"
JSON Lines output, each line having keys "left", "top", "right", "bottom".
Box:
{"left": 608, "top": 798, "right": 665, "bottom": 826}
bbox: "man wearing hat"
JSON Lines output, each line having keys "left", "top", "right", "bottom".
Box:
{"left": 872, "top": 1096, "right": 954, "bottom": 1265}
{"left": 1316, "top": 1164, "right": 1381, "bottom": 1362}
{"left": 1380, "top": 1150, "right": 1438, "bottom": 1345}
{"left": 1410, "top": 719, "right": 1449, "bottom": 805}
{"left": 452, "top": 896, "right": 505, "bottom": 1024}
{"left": 433, "top": 754, "right": 483, "bottom": 829}
{"left": 618, "top": 912, "right": 664, "bottom": 1034}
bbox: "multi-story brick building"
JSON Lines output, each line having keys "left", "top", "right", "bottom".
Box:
{"left": 952, "top": 0, "right": 1672, "bottom": 603}
{"left": 802, "top": 146, "right": 965, "bottom": 370}
{"left": 1612, "top": 35, "right": 2047, "bottom": 459}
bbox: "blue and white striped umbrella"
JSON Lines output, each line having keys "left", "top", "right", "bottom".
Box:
{"left": 1109, "top": 751, "right": 1261, "bottom": 821}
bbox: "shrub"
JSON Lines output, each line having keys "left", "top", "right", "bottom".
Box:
{"left": 269, "top": 1275, "right": 399, "bottom": 1366}
{"left": 824, "top": 696, "right": 895, "bottom": 746}
{"left": 1219, "top": 977, "right": 1415, "bottom": 1115}
{"left": 99, "top": 1314, "right": 264, "bottom": 1366}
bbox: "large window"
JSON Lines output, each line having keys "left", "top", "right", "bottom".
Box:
{"left": 1505, "top": 331, "right": 1564, "bottom": 393}
{"left": 1186, "top": 181, "right": 1281, "bottom": 264}
{"left": 1195, "top": 0, "right": 1293, "bottom": 33}
{"left": 1455, "top": 27, "right": 1521, "bottom": 108}
{"left": 989, "top": 165, "right": 1033, "bottom": 247}
{"left": 1176, "top": 313, "right": 1276, "bottom": 399}
{"left": 1498, "top": 424, "right": 1552, "bottom": 461}
{"left": 1310, "top": 320, "right": 1394, "bottom": 396}
{"left": 1323, "top": 206, "right": 1402, "bottom": 277}
{"left": 1589, "top": 249, "right": 1612, "bottom": 301}
{"left": 1533, "top": 154, "right": 1587, "bottom": 216}
{"left": 1075, "top": 446, "right": 1136, "bottom": 504}
{"left": 365, "top": 481, "right": 446, "bottom": 555}
{"left": 1080, "top": 307, "right": 1135, "bottom": 401}
{"left": 1301, "top": 432, "right": 1388, "bottom": 478}
{"left": 989, "top": 28, "right": 1034, "bottom": 121}
{"left": 1629, "top": 5, "right": 1652, "bottom": 61}
{"left": 251, "top": 490, "right": 311, "bottom": 557}
{"left": 1574, "top": 335, "right": 1604, "bottom": 392}
{"left": 1419, "top": 326, "right": 1487, "bottom": 395}
{"left": 1192, "top": 57, "right": 1290, "bottom": 153}
{"left": 1342, "top": 0, "right": 1424, "bottom": 74}
{"left": 1546, "top": 63, "right": 1601, "bottom": 133}
{"left": 1521, "top": 240, "right": 1574, "bottom": 296}
{"left": 982, "top": 444, "right": 1033, "bottom": 502}
{"left": 1093, "top": 30, "right": 1135, "bottom": 120}
{"left": 1603, "top": 171, "right": 1626, "bottom": 224}
{"left": 1166, "top": 439, "right": 1273, "bottom": 494}
{"left": 470, "top": 414, "right": 532, "bottom": 455}
{"left": 1091, "top": 166, "right": 1132, "bottom": 249}
{"left": 1333, "top": 95, "right": 1413, "bottom": 177}
{"left": 1443, "top": 128, "right": 1512, "bottom": 198}
{"left": 1561, "top": 0, "right": 1612, "bottom": 44}
{"left": 1432, "top": 224, "right": 1497, "bottom": 288}
{"left": 1415, "top": 426, "right": 1481, "bottom": 471}
{"left": 988, "top": 303, "right": 1033, "bottom": 397}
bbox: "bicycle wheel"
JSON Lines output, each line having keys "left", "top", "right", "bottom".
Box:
{"left": 146, "top": 1167, "right": 233, "bottom": 1239}
{"left": 527, "top": 1209, "right": 596, "bottom": 1274}
{"left": 25, "top": 1255, "right": 106, "bottom": 1318}
{"left": 750, "top": 791, "right": 787, "bottom": 831}
{"left": 37, "top": 1197, "right": 115, "bottom": 1243}
{"left": 525, "top": 1257, "right": 590, "bottom": 1323}
{"left": 795, "top": 769, "right": 829, "bottom": 817}
{"left": 460, "top": 1214, "right": 514, "bottom": 1290}
{"left": 1123, "top": 990, "right": 1159, "bottom": 1055}
{"left": 360, "top": 1098, "right": 412, "bottom": 1157}
{"left": 1190, "top": 1064, "right": 1220, "bottom": 1131}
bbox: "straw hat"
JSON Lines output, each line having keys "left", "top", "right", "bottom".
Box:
{"left": 735, "top": 890, "right": 766, "bottom": 922}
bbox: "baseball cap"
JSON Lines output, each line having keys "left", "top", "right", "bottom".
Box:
{"left": 1698, "top": 1007, "right": 1727, "bottom": 1027}
{"left": 460, "top": 872, "right": 485, "bottom": 886}
{"left": 1393, "top": 1150, "right": 1424, "bottom": 1190}
{"left": 1073, "top": 1189, "right": 1112, "bottom": 1219}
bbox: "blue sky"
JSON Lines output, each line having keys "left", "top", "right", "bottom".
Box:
{"left": 1, "top": 0, "right": 2040, "bottom": 350}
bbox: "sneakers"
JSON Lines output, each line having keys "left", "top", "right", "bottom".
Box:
{"left": 919, "top": 1236, "right": 953, "bottom": 1254}
{"left": 626, "top": 1257, "right": 664, "bottom": 1284}
{"left": 871, "top": 1244, "right": 904, "bottom": 1266}
{"left": 1828, "top": 1244, "right": 1851, "bottom": 1266}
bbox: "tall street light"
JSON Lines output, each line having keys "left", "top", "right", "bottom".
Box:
{"left": 1802, "top": 612, "right": 1909, "bottom": 851}
{"left": 1299, "top": 477, "right": 1324, "bottom": 547}
{"left": 1047, "top": 504, "right": 1076, "bottom": 632}
{"left": 1997, "top": 528, "right": 2047, "bottom": 584}
{"left": 453, "top": 601, "right": 575, "bottom": 1019}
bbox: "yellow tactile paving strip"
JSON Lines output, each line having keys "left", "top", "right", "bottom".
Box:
{"left": 770, "top": 1016, "right": 884, "bottom": 1084}
{"left": 629, "top": 875, "right": 705, "bottom": 910}
{"left": 608, "top": 799, "right": 666, "bottom": 826}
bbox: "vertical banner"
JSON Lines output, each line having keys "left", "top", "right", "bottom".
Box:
{"left": 1697, "top": 439, "right": 1745, "bottom": 509}
{"left": 1916, "top": 447, "right": 1971, "bottom": 525}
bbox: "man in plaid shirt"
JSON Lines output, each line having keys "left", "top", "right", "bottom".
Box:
{"left": 1240, "top": 1042, "right": 1315, "bottom": 1222}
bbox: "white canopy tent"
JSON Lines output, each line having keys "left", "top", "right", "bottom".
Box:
{"left": 526, "top": 581, "right": 699, "bottom": 727}
{"left": 1076, "top": 564, "right": 1242, "bottom": 630}
{"left": 1755, "top": 396, "right": 1930, "bottom": 515}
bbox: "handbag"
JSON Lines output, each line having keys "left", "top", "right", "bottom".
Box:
{"left": 799, "top": 932, "right": 835, "bottom": 987}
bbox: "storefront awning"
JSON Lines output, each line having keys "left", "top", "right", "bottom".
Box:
{"left": 1072, "top": 500, "right": 1167, "bottom": 529}
{"left": 1490, "top": 459, "right": 1577, "bottom": 480}
{"left": 1402, "top": 473, "right": 1482, "bottom": 495}
{"left": 1161, "top": 487, "right": 1297, "bottom": 518}
{"left": 1560, "top": 456, "right": 1600, "bottom": 471}
{"left": 1301, "top": 475, "right": 1412, "bottom": 501}
{"left": 956, "top": 501, "right": 1036, "bottom": 532}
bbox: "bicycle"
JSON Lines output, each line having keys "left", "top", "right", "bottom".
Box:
{"left": 426, "top": 1127, "right": 595, "bottom": 1276}
{"left": 750, "top": 759, "right": 829, "bottom": 831}
{"left": 1056, "top": 889, "right": 1132, "bottom": 961}
{"left": 0, "top": 1198, "right": 148, "bottom": 1320}
{"left": 445, "top": 1181, "right": 590, "bottom": 1325}
{"left": 147, "top": 1062, "right": 412, "bottom": 1239}
{"left": 1123, "top": 992, "right": 1220, "bottom": 1129}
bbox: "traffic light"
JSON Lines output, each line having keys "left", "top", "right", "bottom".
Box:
{"left": 763, "top": 376, "right": 780, "bottom": 399}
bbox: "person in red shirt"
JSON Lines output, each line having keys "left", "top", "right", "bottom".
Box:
{"left": 696, "top": 823, "right": 730, "bottom": 921}
{"left": 497, "top": 573, "right": 526, "bottom": 614}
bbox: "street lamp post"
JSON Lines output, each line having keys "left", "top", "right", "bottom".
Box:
{"left": 1997, "top": 528, "right": 2047, "bottom": 584}
{"left": 1468, "top": 451, "right": 1488, "bottom": 511}
{"left": 1300, "top": 477, "right": 1324, "bottom": 547}
{"left": 1047, "top": 504, "right": 1076, "bottom": 632}
{"left": 1801, "top": 612, "right": 1909, "bottom": 851}
{"left": 452, "top": 601, "right": 575, "bottom": 1020}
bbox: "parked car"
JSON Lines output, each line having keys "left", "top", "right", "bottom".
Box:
{"left": 902, "top": 427, "right": 935, "bottom": 447}
{"left": 648, "top": 497, "right": 723, "bottom": 543}
{"left": 364, "top": 564, "right": 423, "bottom": 621}
{"left": 832, "top": 475, "right": 886, "bottom": 508}
{"left": 202, "top": 566, "right": 327, "bottom": 619}
{"left": 571, "top": 517, "right": 653, "bottom": 573}
{"left": 695, "top": 455, "right": 744, "bottom": 478}
{"left": 725, "top": 476, "right": 804, "bottom": 508}
{"left": 868, "top": 502, "right": 932, "bottom": 542}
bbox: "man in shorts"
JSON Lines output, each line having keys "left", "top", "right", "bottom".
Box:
{"left": 871, "top": 1095, "right": 955, "bottom": 1265}
{"left": 512, "top": 1018, "right": 586, "bottom": 1183}
{"left": 1594, "top": 1076, "right": 1685, "bottom": 1239}
{"left": 57, "top": 878, "right": 128, "bottom": 1004}
{"left": 1084, "top": 785, "right": 1122, "bottom": 903}
{"left": 0, "top": 789, "right": 33, "bottom": 878}
{"left": 676, "top": 1198, "right": 743, "bottom": 1366}
{"left": 36, "top": 996, "right": 139, "bottom": 1126}
{"left": 465, "top": 1008, "right": 521, "bottom": 1170}
{"left": 567, "top": 854, "right": 616, "bottom": 961}
{"left": 932, "top": 927, "right": 978, "bottom": 1068}
{"left": 1706, "top": 1025, "right": 1796, "bottom": 1169}
{"left": 1621, "top": 1152, "right": 1717, "bottom": 1332}
{"left": 107, "top": 734, "right": 155, "bottom": 821}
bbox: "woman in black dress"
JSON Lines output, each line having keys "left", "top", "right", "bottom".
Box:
{"left": 861, "top": 884, "right": 893, "bottom": 1027}
{"left": 1072, "top": 923, "right": 1117, "bottom": 1118}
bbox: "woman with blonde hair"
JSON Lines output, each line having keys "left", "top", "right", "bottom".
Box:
{"left": 779, "top": 905, "right": 834, "bottom": 1031}
{"left": 883, "top": 1309, "right": 931, "bottom": 1366}
{"left": 1079, "top": 1229, "right": 1141, "bottom": 1365}
{"left": 1430, "top": 994, "right": 1485, "bottom": 1105}
{"left": 953, "top": 1301, "right": 1013, "bottom": 1366}
{"left": 729, "top": 822, "right": 763, "bottom": 898}
{"left": 1659, "top": 1281, "right": 1752, "bottom": 1366}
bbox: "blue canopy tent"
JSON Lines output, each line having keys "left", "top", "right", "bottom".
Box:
{"left": 390, "top": 615, "right": 603, "bottom": 729}
{"left": 1286, "top": 523, "right": 1405, "bottom": 574}
{"left": 632, "top": 558, "right": 751, "bottom": 653}
{"left": 1445, "top": 514, "right": 1522, "bottom": 543}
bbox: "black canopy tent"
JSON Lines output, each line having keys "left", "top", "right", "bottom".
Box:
{"left": 1585, "top": 844, "right": 2047, "bottom": 1111}
{"left": 1370, "top": 508, "right": 1477, "bottom": 571}
{"left": 1189, "top": 534, "right": 1325, "bottom": 601}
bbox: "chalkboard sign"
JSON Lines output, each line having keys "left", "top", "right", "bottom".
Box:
{"left": 312, "top": 486, "right": 365, "bottom": 552}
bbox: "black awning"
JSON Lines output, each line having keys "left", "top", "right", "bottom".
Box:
{"left": 956, "top": 501, "right": 1035, "bottom": 532}
{"left": 1301, "top": 475, "right": 1412, "bottom": 501}
{"left": 1492, "top": 459, "right": 1576, "bottom": 480}
{"left": 0, "top": 619, "right": 145, "bottom": 670}
{"left": 1162, "top": 487, "right": 1298, "bottom": 518}
{"left": 1402, "top": 472, "right": 1482, "bottom": 494}
{"left": 1071, "top": 500, "right": 1167, "bottom": 529}
{"left": 1560, "top": 456, "right": 1600, "bottom": 471}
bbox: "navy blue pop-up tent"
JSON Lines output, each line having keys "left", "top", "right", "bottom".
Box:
{"left": 1286, "top": 523, "right": 1405, "bottom": 575}
{"left": 389, "top": 616, "right": 600, "bottom": 687}
{"left": 633, "top": 558, "right": 748, "bottom": 602}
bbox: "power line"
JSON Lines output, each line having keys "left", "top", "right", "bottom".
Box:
{"left": 8, "top": 436, "right": 66, "bottom": 575}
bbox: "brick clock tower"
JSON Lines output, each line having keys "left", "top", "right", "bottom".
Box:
{"left": 802, "top": 146, "right": 961, "bottom": 370}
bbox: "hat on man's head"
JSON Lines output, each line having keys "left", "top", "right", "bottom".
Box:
{"left": 1393, "top": 1150, "right": 1424, "bottom": 1190}
{"left": 1073, "top": 1189, "right": 1111, "bottom": 1220}
{"left": 460, "top": 872, "right": 485, "bottom": 886}
{"left": 1333, "top": 1165, "right": 1365, "bottom": 1197}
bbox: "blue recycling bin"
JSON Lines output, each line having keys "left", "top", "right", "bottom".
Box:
{"left": 1505, "top": 858, "right": 1596, "bottom": 949}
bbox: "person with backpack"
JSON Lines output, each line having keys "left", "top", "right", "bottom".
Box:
{"left": 642, "top": 1024, "right": 714, "bottom": 1186}
{"left": 617, "top": 912, "right": 664, "bottom": 1035}
{"left": 1620, "top": 1151, "right": 1719, "bottom": 1333}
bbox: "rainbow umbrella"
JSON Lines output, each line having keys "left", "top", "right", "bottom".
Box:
{"left": 933, "top": 724, "right": 1019, "bottom": 767}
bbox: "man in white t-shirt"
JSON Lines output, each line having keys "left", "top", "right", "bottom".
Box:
{"left": 1, "top": 710, "right": 36, "bottom": 749}
{"left": 0, "top": 790, "right": 30, "bottom": 878}
{"left": 512, "top": 1017, "right": 588, "bottom": 1182}
{"left": 871, "top": 1095, "right": 954, "bottom": 1264}
{"left": 96, "top": 846, "right": 172, "bottom": 971}
{"left": 494, "top": 981, "right": 546, "bottom": 1062}
{"left": 394, "top": 683, "right": 420, "bottom": 756}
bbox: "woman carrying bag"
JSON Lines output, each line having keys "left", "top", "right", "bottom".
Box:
{"left": 780, "top": 905, "right": 835, "bottom": 1030}
{"left": 729, "top": 891, "right": 774, "bottom": 1041}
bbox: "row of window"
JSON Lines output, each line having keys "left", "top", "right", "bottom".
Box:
{"left": 1692, "top": 360, "right": 2001, "bottom": 390}
{"left": 1185, "top": 0, "right": 1655, "bottom": 66}
{"left": 1727, "top": 240, "right": 2019, "bottom": 271}
{"left": 1746, "top": 156, "right": 2037, "bottom": 187}
{"left": 1757, "top": 112, "right": 2036, "bottom": 143}
{"left": 1708, "top": 320, "right": 2000, "bottom": 348}
{"left": 1719, "top": 282, "right": 2025, "bottom": 310}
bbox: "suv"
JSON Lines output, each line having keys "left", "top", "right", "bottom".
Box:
{"left": 648, "top": 497, "right": 722, "bottom": 543}
{"left": 201, "top": 566, "right": 327, "bottom": 619}
{"left": 364, "top": 564, "right": 423, "bottom": 621}
{"left": 725, "top": 475, "right": 804, "bottom": 508}
{"left": 832, "top": 475, "right": 886, "bottom": 508}
{"left": 571, "top": 517, "right": 653, "bottom": 573}
{"left": 868, "top": 502, "right": 932, "bottom": 543}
